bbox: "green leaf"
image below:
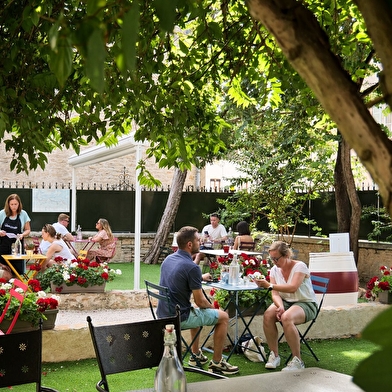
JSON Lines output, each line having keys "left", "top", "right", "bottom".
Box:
{"left": 85, "top": 28, "right": 106, "bottom": 93}
{"left": 49, "top": 36, "right": 73, "bottom": 87}
{"left": 353, "top": 348, "right": 392, "bottom": 391}
{"left": 360, "top": 306, "right": 392, "bottom": 347}
{"left": 153, "top": 0, "right": 178, "bottom": 31}
{"left": 122, "top": 2, "right": 140, "bottom": 72}
{"left": 87, "top": 0, "right": 106, "bottom": 16}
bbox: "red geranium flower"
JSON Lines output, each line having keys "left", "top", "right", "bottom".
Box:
{"left": 366, "top": 266, "right": 392, "bottom": 300}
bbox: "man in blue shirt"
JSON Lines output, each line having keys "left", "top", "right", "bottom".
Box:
{"left": 158, "top": 226, "right": 239, "bottom": 375}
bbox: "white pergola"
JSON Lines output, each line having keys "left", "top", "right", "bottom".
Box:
{"left": 67, "top": 134, "right": 146, "bottom": 289}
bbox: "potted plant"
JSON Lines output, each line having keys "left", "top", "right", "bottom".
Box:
{"left": 0, "top": 278, "right": 60, "bottom": 332}
{"left": 366, "top": 265, "right": 392, "bottom": 304}
{"left": 25, "top": 241, "right": 36, "bottom": 256}
{"left": 36, "top": 256, "right": 122, "bottom": 293}
{"left": 209, "top": 253, "right": 272, "bottom": 315}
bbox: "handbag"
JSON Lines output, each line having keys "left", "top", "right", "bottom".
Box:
{"left": 240, "top": 335, "right": 266, "bottom": 362}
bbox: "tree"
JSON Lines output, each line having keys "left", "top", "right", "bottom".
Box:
{"left": 218, "top": 79, "right": 335, "bottom": 244}
{"left": 143, "top": 168, "right": 188, "bottom": 264}
{"left": 246, "top": 0, "right": 392, "bottom": 219}
{"left": 3, "top": 0, "right": 392, "bottom": 255}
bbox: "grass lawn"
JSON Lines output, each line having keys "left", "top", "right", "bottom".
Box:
{"left": 1, "top": 337, "right": 375, "bottom": 391}
{"left": 105, "top": 261, "right": 161, "bottom": 290}
{"left": 0, "top": 263, "right": 378, "bottom": 391}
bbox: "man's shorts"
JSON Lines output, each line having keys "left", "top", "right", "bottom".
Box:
{"left": 282, "top": 300, "right": 318, "bottom": 322}
{"left": 181, "top": 307, "right": 219, "bottom": 329}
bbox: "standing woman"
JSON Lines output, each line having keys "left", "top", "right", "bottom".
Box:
{"left": 87, "top": 218, "right": 114, "bottom": 261}
{"left": 0, "top": 194, "right": 31, "bottom": 264}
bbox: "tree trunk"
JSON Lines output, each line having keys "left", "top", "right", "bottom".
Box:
{"left": 143, "top": 168, "right": 188, "bottom": 264}
{"left": 334, "top": 136, "right": 361, "bottom": 264}
{"left": 341, "top": 138, "right": 361, "bottom": 264}
{"left": 334, "top": 138, "right": 351, "bottom": 233}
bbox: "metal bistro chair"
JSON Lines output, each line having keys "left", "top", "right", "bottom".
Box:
{"left": 96, "top": 237, "right": 118, "bottom": 263}
{"left": 278, "top": 275, "right": 330, "bottom": 363}
{"left": 238, "top": 241, "right": 256, "bottom": 251}
{"left": 87, "top": 307, "right": 225, "bottom": 392}
{"left": 144, "top": 280, "right": 205, "bottom": 368}
{"left": 0, "top": 320, "right": 59, "bottom": 391}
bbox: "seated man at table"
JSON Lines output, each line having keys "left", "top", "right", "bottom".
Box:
{"left": 194, "top": 213, "right": 227, "bottom": 265}
{"left": 40, "top": 213, "right": 74, "bottom": 255}
{"left": 157, "top": 226, "right": 239, "bottom": 375}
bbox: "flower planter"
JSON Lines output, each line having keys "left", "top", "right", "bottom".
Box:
{"left": 42, "top": 309, "right": 59, "bottom": 330}
{"left": 0, "top": 319, "right": 36, "bottom": 334}
{"left": 378, "top": 291, "right": 392, "bottom": 304}
{"left": 51, "top": 282, "right": 106, "bottom": 294}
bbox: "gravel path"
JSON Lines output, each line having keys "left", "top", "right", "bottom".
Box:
{"left": 56, "top": 308, "right": 153, "bottom": 326}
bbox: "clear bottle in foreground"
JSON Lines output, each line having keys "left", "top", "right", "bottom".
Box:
{"left": 154, "top": 324, "right": 187, "bottom": 392}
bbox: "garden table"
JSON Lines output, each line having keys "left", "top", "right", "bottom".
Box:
{"left": 130, "top": 367, "right": 363, "bottom": 392}
{"left": 64, "top": 238, "right": 96, "bottom": 258}
{"left": 201, "top": 280, "right": 270, "bottom": 361}
{"left": 1, "top": 254, "right": 46, "bottom": 290}
{"left": 202, "top": 249, "right": 263, "bottom": 257}
{"left": 201, "top": 248, "right": 264, "bottom": 274}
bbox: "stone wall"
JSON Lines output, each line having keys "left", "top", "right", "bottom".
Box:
{"left": 289, "top": 236, "right": 392, "bottom": 284}
{"left": 0, "top": 141, "right": 202, "bottom": 189}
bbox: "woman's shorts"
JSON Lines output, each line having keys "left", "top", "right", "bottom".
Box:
{"left": 282, "top": 300, "right": 318, "bottom": 322}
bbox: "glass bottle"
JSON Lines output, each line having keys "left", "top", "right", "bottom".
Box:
{"left": 76, "top": 225, "right": 82, "bottom": 241}
{"left": 154, "top": 324, "right": 187, "bottom": 392}
{"left": 227, "top": 228, "right": 234, "bottom": 247}
{"left": 228, "top": 253, "right": 239, "bottom": 285}
{"left": 14, "top": 234, "right": 22, "bottom": 256}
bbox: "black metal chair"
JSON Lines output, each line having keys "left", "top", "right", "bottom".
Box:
{"left": 238, "top": 241, "right": 256, "bottom": 251}
{"left": 87, "top": 307, "right": 225, "bottom": 392}
{"left": 0, "top": 320, "right": 59, "bottom": 391}
{"left": 278, "top": 274, "right": 330, "bottom": 363}
{"left": 144, "top": 280, "right": 205, "bottom": 367}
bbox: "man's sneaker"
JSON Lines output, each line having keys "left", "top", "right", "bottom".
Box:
{"left": 281, "top": 356, "right": 305, "bottom": 371}
{"left": 265, "top": 352, "right": 281, "bottom": 369}
{"left": 208, "top": 358, "right": 239, "bottom": 375}
{"left": 188, "top": 350, "right": 209, "bottom": 367}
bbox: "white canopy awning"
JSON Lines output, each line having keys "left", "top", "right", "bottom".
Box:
{"left": 68, "top": 134, "right": 146, "bottom": 289}
{"left": 68, "top": 134, "right": 138, "bottom": 168}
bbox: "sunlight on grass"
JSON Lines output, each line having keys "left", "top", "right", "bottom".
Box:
{"left": 342, "top": 349, "right": 373, "bottom": 361}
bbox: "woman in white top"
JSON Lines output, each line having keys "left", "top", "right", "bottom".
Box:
{"left": 41, "top": 224, "right": 74, "bottom": 270}
{"left": 254, "top": 241, "right": 317, "bottom": 372}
